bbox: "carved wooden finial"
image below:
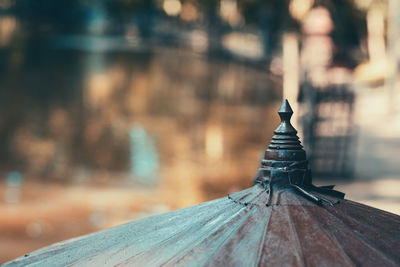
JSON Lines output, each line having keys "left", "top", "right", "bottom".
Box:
{"left": 264, "top": 99, "right": 306, "bottom": 162}
{"left": 256, "top": 99, "right": 345, "bottom": 206}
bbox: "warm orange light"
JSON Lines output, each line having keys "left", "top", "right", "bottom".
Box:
{"left": 163, "top": 0, "right": 182, "bottom": 16}
{"left": 289, "top": 0, "right": 314, "bottom": 21}
{"left": 206, "top": 126, "right": 223, "bottom": 160}
{"left": 0, "top": 15, "right": 16, "bottom": 46}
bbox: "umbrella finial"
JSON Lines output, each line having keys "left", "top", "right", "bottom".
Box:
{"left": 264, "top": 99, "right": 305, "bottom": 161}
{"left": 255, "top": 99, "right": 345, "bottom": 205}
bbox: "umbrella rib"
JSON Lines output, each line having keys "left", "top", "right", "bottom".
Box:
{"left": 284, "top": 205, "right": 308, "bottom": 267}
{"left": 171, "top": 207, "right": 253, "bottom": 265}
{"left": 301, "top": 206, "right": 356, "bottom": 267}
{"left": 345, "top": 200, "right": 400, "bottom": 224}
{"left": 326, "top": 207, "right": 399, "bottom": 265}
{"left": 27, "top": 199, "right": 230, "bottom": 266}
{"left": 120, "top": 205, "right": 245, "bottom": 266}
{"left": 72, "top": 200, "right": 238, "bottom": 266}
{"left": 200, "top": 207, "right": 262, "bottom": 266}
{"left": 254, "top": 207, "right": 272, "bottom": 267}
{"left": 329, "top": 203, "right": 399, "bottom": 242}
{"left": 228, "top": 191, "right": 266, "bottom": 207}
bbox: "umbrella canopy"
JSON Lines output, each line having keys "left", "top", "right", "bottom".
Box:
{"left": 4, "top": 100, "right": 400, "bottom": 267}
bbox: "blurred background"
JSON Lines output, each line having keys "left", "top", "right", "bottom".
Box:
{"left": 0, "top": 0, "right": 399, "bottom": 263}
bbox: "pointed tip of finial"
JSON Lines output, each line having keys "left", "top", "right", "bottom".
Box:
{"left": 277, "top": 99, "right": 293, "bottom": 123}
{"left": 278, "top": 99, "right": 293, "bottom": 114}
